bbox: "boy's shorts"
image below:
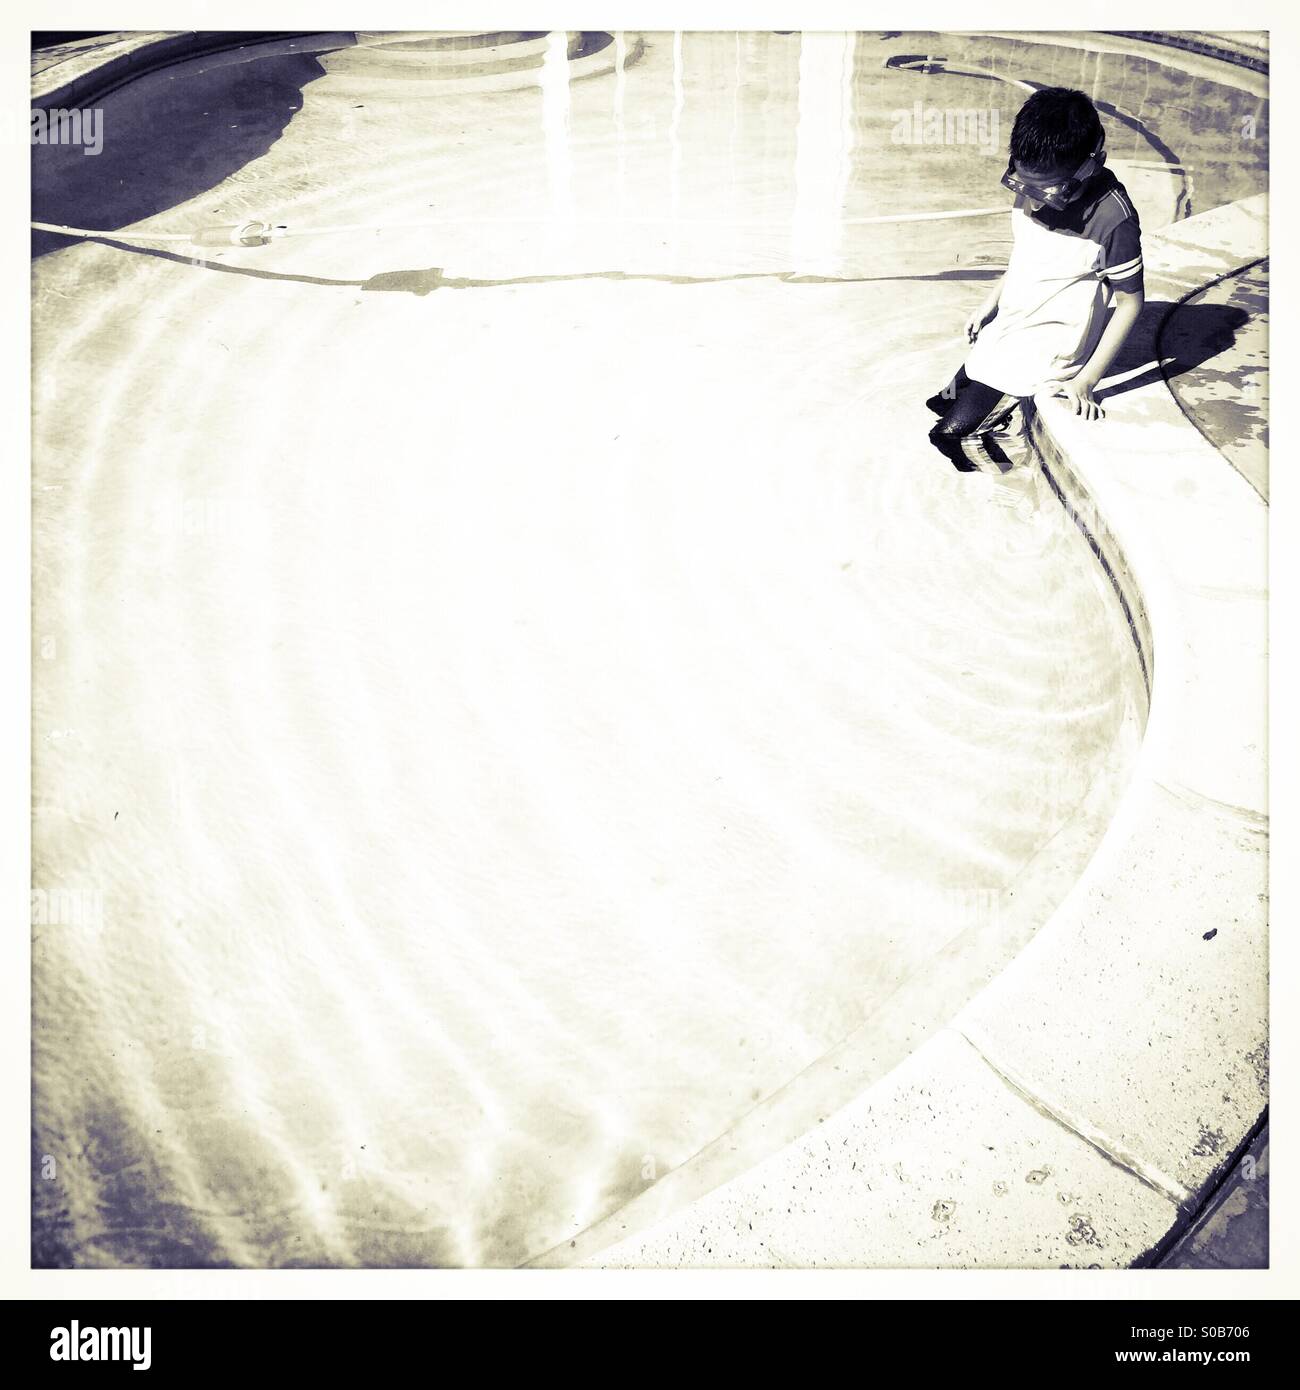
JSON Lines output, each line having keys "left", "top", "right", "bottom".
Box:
{"left": 926, "top": 365, "right": 1022, "bottom": 470}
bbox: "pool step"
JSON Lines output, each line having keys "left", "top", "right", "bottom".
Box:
{"left": 354, "top": 32, "right": 554, "bottom": 68}
{"left": 319, "top": 30, "right": 619, "bottom": 92}
{"left": 356, "top": 32, "right": 548, "bottom": 52}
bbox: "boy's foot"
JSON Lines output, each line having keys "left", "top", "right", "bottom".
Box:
{"left": 927, "top": 428, "right": 982, "bottom": 471}
{"left": 973, "top": 431, "right": 1013, "bottom": 472}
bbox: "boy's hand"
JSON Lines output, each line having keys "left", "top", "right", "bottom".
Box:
{"left": 1046, "top": 376, "right": 1105, "bottom": 421}
{"left": 964, "top": 303, "right": 997, "bottom": 343}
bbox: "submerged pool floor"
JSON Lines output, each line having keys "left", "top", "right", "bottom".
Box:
{"left": 31, "top": 30, "right": 1261, "bottom": 1267}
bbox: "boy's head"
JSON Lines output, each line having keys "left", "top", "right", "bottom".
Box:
{"left": 1003, "top": 88, "right": 1106, "bottom": 211}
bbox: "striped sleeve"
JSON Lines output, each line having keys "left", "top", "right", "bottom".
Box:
{"left": 1097, "top": 190, "right": 1144, "bottom": 293}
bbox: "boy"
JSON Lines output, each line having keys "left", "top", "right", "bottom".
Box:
{"left": 927, "top": 87, "right": 1145, "bottom": 470}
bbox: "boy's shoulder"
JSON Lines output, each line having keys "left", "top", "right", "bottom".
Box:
{"left": 1083, "top": 169, "right": 1141, "bottom": 235}
{"left": 1028, "top": 169, "right": 1141, "bottom": 241}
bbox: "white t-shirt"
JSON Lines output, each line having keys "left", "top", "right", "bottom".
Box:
{"left": 965, "top": 170, "right": 1144, "bottom": 397}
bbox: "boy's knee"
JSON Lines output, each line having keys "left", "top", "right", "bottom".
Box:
{"left": 928, "top": 416, "right": 969, "bottom": 441}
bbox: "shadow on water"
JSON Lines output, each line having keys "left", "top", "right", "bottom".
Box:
{"left": 31, "top": 47, "right": 333, "bottom": 260}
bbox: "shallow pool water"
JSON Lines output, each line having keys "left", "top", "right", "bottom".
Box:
{"left": 31, "top": 30, "right": 1263, "bottom": 1266}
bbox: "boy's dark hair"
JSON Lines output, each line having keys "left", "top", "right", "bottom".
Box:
{"left": 1009, "top": 88, "right": 1104, "bottom": 169}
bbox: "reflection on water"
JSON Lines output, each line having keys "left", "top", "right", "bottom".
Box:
{"left": 541, "top": 30, "right": 574, "bottom": 234}
{"left": 32, "top": 30, "right": 1264, "bottom": 1267}
{"left": 792, "top": 33, "right": 855, "bottom": 272}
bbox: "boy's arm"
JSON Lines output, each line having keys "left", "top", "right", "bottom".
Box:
{"left": 1051, "top": 203, "right": 1145, "bottom": 419}
{"left": 1075, "top": 286, "right": 1144, "bottom": 390}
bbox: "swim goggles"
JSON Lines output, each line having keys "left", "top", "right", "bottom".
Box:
{"left": 1001, "top": 141, "right": 1106, "bottom": 211}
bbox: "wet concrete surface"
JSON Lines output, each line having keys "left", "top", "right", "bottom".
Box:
{"left": 1162, "top": 259, "right": 1268, "bottom": 500}
{"left": 1160, "top": 1125, "right": 1268, "bottom": 1268}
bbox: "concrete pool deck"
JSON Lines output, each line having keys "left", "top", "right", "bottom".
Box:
{"left": 564, "top": 191, "right": 1268, "bottom": 1269}
{"left": 31, "top": 31, "right": 1268, "bottom": 1270}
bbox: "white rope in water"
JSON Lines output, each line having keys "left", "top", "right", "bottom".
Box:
{"left": 31, "top": 205, "right": 1011, "bottom": 245}
{"left": 31, "top": 221, "right": 197, "bottom": 242}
